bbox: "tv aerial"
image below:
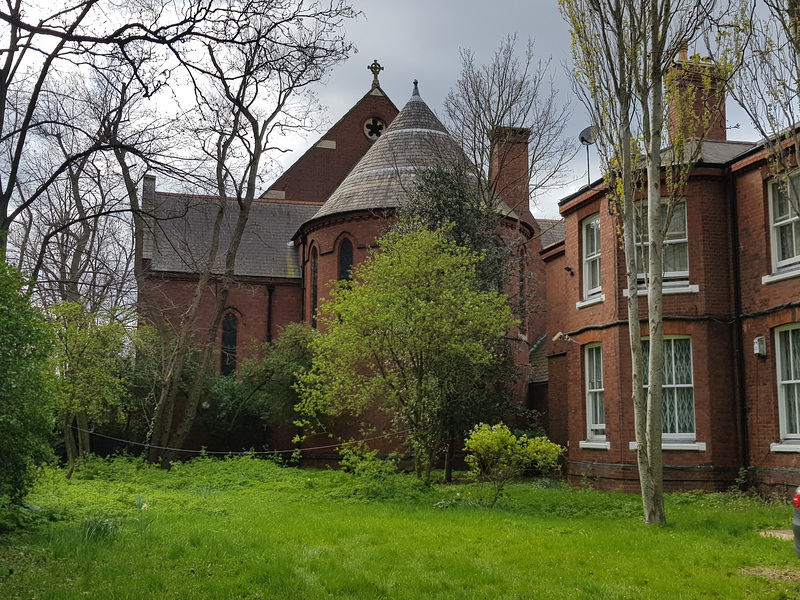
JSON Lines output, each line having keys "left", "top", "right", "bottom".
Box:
{"left": 579, "top": 126, "right": 596, "bottom": 187}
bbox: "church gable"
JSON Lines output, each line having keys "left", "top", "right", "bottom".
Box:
{"left": 263, "top": 63, "right": 399, "bottom": 205}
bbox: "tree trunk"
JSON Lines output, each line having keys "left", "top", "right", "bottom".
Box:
{"left": 76, "top": 410, "right": 91, "bottom": 458}
{"left": 639, "top": 0, "right": 667, "bottom": 524}
{"left": 443, "top": 436, "right": 454, "bottom": 483}
{"left": 64, "top": 414, "right": 78, "bottom": 479}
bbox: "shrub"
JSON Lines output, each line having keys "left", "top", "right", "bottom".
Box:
{"left": 338, "top": 441, "right": 397, "bottom": 480}
{"left": 464, "top": 423, "right": 563, "bottom": 506}
{"left": 0, "top": 262, "right": 54, "bottom": 504}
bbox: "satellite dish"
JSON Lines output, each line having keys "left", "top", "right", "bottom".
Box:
{"left": 579, "top": 126, "right": 597, "bottom": 186}
{"left": 579, "top": 126, "right": 596, "bottom": 146}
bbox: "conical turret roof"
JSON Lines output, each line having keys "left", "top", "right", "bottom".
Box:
{"left": 310, "top": 82, "right": 466, "bottom": 221}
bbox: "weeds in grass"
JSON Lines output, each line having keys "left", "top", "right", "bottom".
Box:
{"left": 132, "top": 495, "right": 155, "bottom": 534}
{"left": 433, "top": 491, "right": 485, "bottom": 509}
{"left": 83, "top": 513, "right": 120, "bottom": 542}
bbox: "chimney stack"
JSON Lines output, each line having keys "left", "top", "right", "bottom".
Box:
{"left": 667, "top": 51, "right": 727, "bottom": 143}
{"left": 489, "top": 126, "right": 533, "bottom": 223}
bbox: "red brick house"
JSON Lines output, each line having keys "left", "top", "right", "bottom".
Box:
{"left": 544, "top": 63, "right": 800, "bottom": 493}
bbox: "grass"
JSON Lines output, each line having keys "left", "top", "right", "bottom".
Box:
{"left": 1, "top": 455, "right": 799, "bottom": 599}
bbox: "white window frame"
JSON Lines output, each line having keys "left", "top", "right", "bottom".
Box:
{"left": 585, "top": 343, "right": 605, "bottom": 441}
{"left": 768, "top": 174, "right": 800, "bottom": 274}
{"left": 634, "top": 200, "right": 689, "bottom": 284}
{"left": 582, "top": 214, "right": 602, "bottom": 299}
{"left": 642, "top": 336, "right": 696, "bottom": 441}
{"left": 777, "top": 324, "right": 800, "bottom": 441}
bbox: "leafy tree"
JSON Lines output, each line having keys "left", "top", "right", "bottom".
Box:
{"left": 296, "top": 228, "right": 519, "bottom": 482}
{"left": 0, "top": 262, "right": 54, "bottom": 503}
{"left": 208, "top": 323, "right": 316, "bottom": 435}
{"left": 396, "top": 165, "right": 531, "bottom": 484}
{"left": 397, "top": 163, "right": 511, "bottom": 291}
{"left": 464, "top": 423, "right": 563, "bottom": 506}
{"left": 47, "top": 302, "right": 128, "bottom": 477}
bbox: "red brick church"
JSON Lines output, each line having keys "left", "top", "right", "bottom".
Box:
{"left": 141, "top": 64, "right": 550, "bottom": 457}
{"left": 142, "top": 60, "right": 800, "bottom": 493}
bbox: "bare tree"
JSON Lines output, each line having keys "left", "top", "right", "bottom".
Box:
{"left": 728, "top": 0, "right": 800, "bottom": 222}
{"left": 8, "top": 72, "right": 139, "bottom": 312}
{"left": 443, "top": 34, "right": 575, "bottom": 215}
{"left": 0, "top": 0, "right": 221, "bottom": 257}
{"left": 442, "top": 34, "right": 576, "bottom": 379}
{"left": 137, "top": 0, "right": 356, "bottom": 465}
{"left": 561, "top": 0, "right": 725, "bottom": 524}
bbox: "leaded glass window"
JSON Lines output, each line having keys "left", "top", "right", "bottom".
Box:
{"left": 220, "top": 313, "right": 237, "bottom": 376}
{"left": 338, "top": 238, "right": 353, "bottom": 281}
{"left": 311, "top": 248, "right": 318, "bottom": 329}
{"left": 642, "top": 337, "right": 695, "bottom": 437}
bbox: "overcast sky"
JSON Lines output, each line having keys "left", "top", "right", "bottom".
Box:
{"left": 277, "top": 0, "right": 579, "bottom": 218}
{"left": 280, "top": 0, "right": 754, "bottom": 219}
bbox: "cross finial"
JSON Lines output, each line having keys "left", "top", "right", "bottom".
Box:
{"left": 368, "top": 60, "right": 383, "bottom": 89}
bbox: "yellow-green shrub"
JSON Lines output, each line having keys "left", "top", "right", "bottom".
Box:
{"left": 464, "top": 423, "right": 563, "bottom": 505}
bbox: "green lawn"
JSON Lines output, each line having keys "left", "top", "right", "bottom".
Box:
{"left": 1, "top": 455, "right": 799, "bottom": 599}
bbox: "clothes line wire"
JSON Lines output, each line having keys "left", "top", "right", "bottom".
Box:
{"left": 68, "top": 425, "right": 410, "bottom": 456}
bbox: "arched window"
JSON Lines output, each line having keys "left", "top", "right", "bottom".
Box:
{"left": 311, "top": 248, "right": 318, "bottom": 328}
{"left": 338, "top": 238, "right": 353, "bottom": 280}
{"left": 220, "top": 313, "right": 238, "bottom": 376}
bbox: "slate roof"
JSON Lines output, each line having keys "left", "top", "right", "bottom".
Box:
{"left": 310, "top": 83, "right": 467, "bottom": 221}
{"left": 538, "top": 219, "right": 565, "bottom": 248}
{"left": 667, "top": 138, "right": 756, "bottom": 166}
{"left": 145, "top": 191, "right": 317, "bottom": 279}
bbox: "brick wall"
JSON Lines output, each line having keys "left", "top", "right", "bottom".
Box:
{"left": 550, "top": 166, "right": 750, "bottom": 491}
{"left": 265, "top": 91, "right": 399, "bottom": 204}
{"left": 733, "top": 156, "right": 800, "bottom": 491}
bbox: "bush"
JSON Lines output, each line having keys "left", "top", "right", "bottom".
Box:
{"left": 464, "top": 423, "right": 563, "bottom": 506}
{"left": 338, "top": 440, "right": 398, "bottom": 480}
{"left": 0, "top": 262, "right": 54, "bottom": 504}
{"left": 333, "top": 441, "right": 429, "bottom": 502}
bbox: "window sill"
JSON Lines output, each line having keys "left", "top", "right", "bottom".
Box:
{"left": 623, "top": 284, "right": 699, "bottom": 298}
{"left": 579, "top": 440, "right": 610, "bottom": 450}
{"left": 770, "top": 441, "right": 800, "bottom": 453}
{"left": 576, "top": 294, "right": 605, "bottom": 309}
{"left": 762, "top": 269, "right": 800, "bottom": 285}
{"left": 629, "top": 441, "right": 706, "bottom": 451}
